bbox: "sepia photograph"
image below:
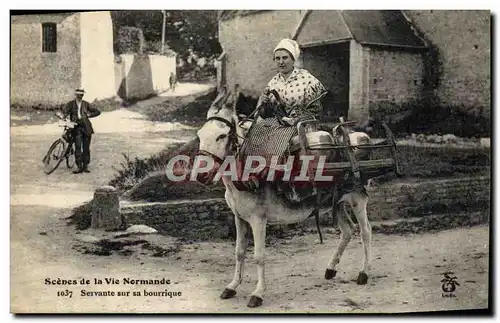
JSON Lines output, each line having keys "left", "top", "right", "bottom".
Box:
{"left": 9, "top": 8, "right": 492, "bottom": 314}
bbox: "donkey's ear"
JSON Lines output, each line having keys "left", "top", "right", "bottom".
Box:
{"left": 212, "top": 86, "right": 228, "bottom": 107}
{"left": 223, "top": 88, "right": 232, "bottom": 104}
{"left": 233, "top": 84, "right": 240, "bottom": 110}
{"left": 226, "top": 84, "right": 240, "bottom": 111}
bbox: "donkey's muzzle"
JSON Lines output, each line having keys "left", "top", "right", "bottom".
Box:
{"left": 193, "top": 151, "right": 221, "bottom": 185}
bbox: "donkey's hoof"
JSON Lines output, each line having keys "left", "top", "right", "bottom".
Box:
{"left": 220, "top": 288, "right": 236, "bottom": 299}
{"left": 247, "top": 295, "right": 263, "bottom": 308}
{"left": 325, "top": 269, "right": 337, "bottom": 280}
{"left": 357, "top": 272, "right": 368, "bottom": 285}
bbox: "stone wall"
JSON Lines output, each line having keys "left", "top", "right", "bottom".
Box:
{"left": 368, "top": 48, "right": 424, "bottom": 104}
{"left": 366, "top": 176, "right": 490, "bottom": 220}
{"left": 120, "top": 176, "right": 490, "bottom": 240}
{"left": 404, "top": 10, "right": 491, "bottom": 113}
{"left": 121, "top": 199, "right": 234, "bottom": 240}
{"left": 11, "top": 11, "right": 118, "bottom": 105}
{"left": 11, "top": 13, "right": 81, "bottom": 106}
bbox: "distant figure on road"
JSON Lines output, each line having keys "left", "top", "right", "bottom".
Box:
{"left": 61, "top": 88, "right": 101, "bottom": 174}
{"left": 169, "top": 72, "right": 177, "bottom": 92}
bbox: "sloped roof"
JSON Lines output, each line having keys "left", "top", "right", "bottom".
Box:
{"left": 11, "top": 12, "right": 77, "bottom": 24}
{"left": 342, "top": 10, "right": 426, "bottom": 48}
{"left": 296, "top": 10, "right": 352, "bottom": 46}
{"left": 218, "top": 10, "right": 268, "bottom": 21}
{"left": 220, "top": 10, "right": 427, "bottom": 49}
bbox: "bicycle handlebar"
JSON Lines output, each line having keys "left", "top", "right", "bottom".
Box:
{"left": 57, "top": 121, "right": 77, "bottom": 128}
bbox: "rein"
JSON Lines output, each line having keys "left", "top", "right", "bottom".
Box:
{"left": 204, "top": 116, "right": 245, "bottom": 159}
{"left": 207, "top": 116, "right": 235, "bottom": 131}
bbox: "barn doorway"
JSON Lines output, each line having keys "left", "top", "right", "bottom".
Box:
{"left": 302, "top": 41, "right": 350, "bottom": 122}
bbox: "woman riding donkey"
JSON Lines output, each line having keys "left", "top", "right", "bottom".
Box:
{"left": 194, "top": 59, "right": 374, "bottom": 308}
{"left": 243, "top": 38, "right": 329, "bottom": 200}
{"left": 258, "top": 38, "right": 327, "bottom": 123}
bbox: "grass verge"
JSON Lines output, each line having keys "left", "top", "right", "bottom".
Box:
{"left": 126, "top": 88, "right": 217, "bottom": 127}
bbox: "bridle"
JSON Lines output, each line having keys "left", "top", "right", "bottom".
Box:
{"left": 198, "top": 116, "right": 245, "bottom": 164}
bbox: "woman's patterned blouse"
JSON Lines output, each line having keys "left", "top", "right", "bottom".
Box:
{"left": 264, "top": 68, "right": 327, "bottom": 119}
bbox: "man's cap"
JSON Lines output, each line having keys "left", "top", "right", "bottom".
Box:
{"left": 75, "top": 88, "right": 85, "bottom": 95}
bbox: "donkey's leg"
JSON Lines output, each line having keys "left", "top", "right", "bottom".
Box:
{"left": 350, "top": 192, "right": 371, "bottom": 285}
{"left": 325, "top": 203, "right": 354, "bottom": 279}
{"left": 221, "top": 216, "right": 249, "bottom": 299}
{"left": 247, "top": 217, "right": 267, "bottom": 308}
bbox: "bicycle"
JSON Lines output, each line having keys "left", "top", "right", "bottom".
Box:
{"left": 42, "top": 113, "right": 77, "bottom": 175}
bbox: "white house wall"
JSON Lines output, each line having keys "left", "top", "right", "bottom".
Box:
{"left": 149, "top": 54, "right": 176, "bottom": 94}
{"left": 80, "top": 11, "right": 116, "bottom": 102}
{"left": 117, "top": 54, "right": 176, "bottom": 100}
{"left": 11, "top": 13, "right": 81, "bottom": 106}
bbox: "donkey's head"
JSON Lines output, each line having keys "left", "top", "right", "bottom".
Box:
{"left": 194, "top": 86, "right": 244, "bottom": 184}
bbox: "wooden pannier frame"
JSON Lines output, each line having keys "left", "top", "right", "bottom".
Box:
{"left": 296, "top": 117, "right": 404, "bottom": 182}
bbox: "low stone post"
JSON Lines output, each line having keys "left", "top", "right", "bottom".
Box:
{"left": 91, "top": 185, "right": 122, "bottom": 229}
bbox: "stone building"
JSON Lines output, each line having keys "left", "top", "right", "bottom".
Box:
{"left": 217, "top": 10, "right": 490, "bottom": 122}
{"left": 11, "top": 11, "right": 116, "bottom": 105}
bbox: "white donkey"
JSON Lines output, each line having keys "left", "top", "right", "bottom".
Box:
{"left": 193, "top": 89, "right": 372, "bottom": 308}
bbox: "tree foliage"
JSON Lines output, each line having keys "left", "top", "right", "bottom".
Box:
{"left": 116, "top": 26, "right": 145, "bottom": 54}
{"left": 110, "top": 10, "right": 222, "bottom": 59}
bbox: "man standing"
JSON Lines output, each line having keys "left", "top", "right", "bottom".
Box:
{"left": 169, "top": 72, "right": 177, "bottom": 91}
{"left": 62, "top": 89, "right": 101, "bottom": 174}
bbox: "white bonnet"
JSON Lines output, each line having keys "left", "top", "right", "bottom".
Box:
{"left": 273, "top": 38, "right": 301, "bottom": 61}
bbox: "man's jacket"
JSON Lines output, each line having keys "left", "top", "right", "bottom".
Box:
{"left": 62, "top": 100, "right": 101, "bottom": 135}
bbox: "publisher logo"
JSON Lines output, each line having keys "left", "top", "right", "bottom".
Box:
{"left": 441, "top": 273, "right": 460, "bottom": 297}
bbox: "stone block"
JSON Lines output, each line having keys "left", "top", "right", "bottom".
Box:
{"left": 91, "top": 186, "right": 122, "bottom": 230}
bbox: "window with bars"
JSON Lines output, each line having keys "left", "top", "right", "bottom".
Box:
{"left": 41, "top": 23, "right": 57, "bottom": 52}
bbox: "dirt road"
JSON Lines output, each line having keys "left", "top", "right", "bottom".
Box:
{"left": 11, "top": 203, "right": 489, "bottom": 313}
{"left": 10, "top": 109, "right": 197, "bottom": 208}
{"left": 10, "top": 85, "right": 490, "bottom": 314}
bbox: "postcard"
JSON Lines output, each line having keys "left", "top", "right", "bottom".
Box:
{"left": 10, "top": 9, "right": 491, "bottom": 314}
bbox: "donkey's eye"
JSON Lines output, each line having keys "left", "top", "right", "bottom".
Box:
{"left": 216, "top": 134, "right": 228, "bottom": 141}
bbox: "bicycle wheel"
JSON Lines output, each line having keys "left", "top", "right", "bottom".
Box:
{"left": 43, "top": 139, "right": 66, "bottom": 175}
{"left": 66, "top": 143, "right": 76, "bottom": 169}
